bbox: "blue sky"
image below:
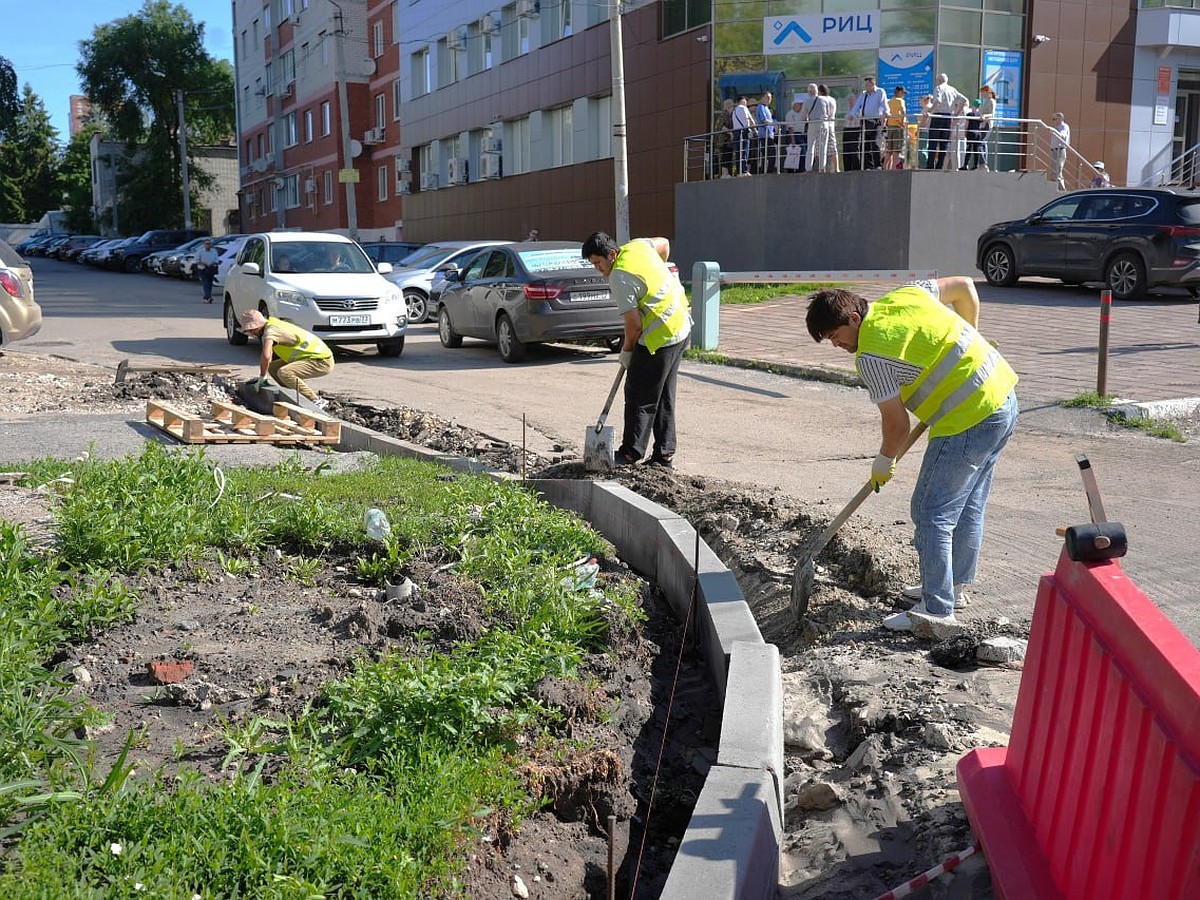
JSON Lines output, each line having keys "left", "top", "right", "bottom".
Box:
{"left": 6, "top": 0, "right": 234, "bottom": 141}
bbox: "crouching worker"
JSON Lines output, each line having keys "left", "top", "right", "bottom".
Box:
{"left": 238, "top": 309, "right": 334, "bottom": 409}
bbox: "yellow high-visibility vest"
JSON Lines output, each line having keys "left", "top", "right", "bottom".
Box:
{"left": 856, "top": 285, "right": 1017, "bottom": 437}
{"left": 612, "top": 240, "right": 688, "bottom": 354}
{"left": 265, "top": 316, "right": 332, "bottom": 362}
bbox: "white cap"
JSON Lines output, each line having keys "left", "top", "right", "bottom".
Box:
{"left": 1094, "top": 161, "right": 1105, "bottom": 170}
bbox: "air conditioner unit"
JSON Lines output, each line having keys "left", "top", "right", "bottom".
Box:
{"left": 304, "top": 177, "right": 316, "bottom": 194}
{"left": 481, "top": 13, "right": 499, "bottom": 35}
{"left": 398, "top": 181, "right": 412, "bottom": 195}
{"left": 446, "top": 28, "right": 466, "bottom": 51}
{"left": 398, "top": 158, "right": 412, "bottom": 173}
{"left": 272, "top": 176, "right": 285, "bottom": 190}
{"left": 446, "top": 156, "right": 460, "bottom": 185}
{"left": 362, "top": 126, "right": 385, "bottom": 145}
{"left": 420, "top": 173, "right": 438, "bottom": 191}
{"left": 252, "top": 158, "right": 269, "bottom": 173}
{"left": 478, "top": 153, "right": 500, "bottom": 180}
{"left": 516, "top": 0, "right": 540, "bottom": 17}
{"left": 482, "top": 135, "right": 502, "bottom": 154}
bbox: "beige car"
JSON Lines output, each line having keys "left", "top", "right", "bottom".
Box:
{"left": 0, "top": 239, "right": 42, "bottom": 347}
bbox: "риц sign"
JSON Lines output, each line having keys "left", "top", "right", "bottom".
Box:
{"left": 763, "top": 12, "right": 880, "bottom": 54}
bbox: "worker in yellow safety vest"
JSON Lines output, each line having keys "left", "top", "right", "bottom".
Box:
{"left": 238, "top": 309, "right": 334, "bottom": 409}
{"left": 805, "top": 277, "right": 1018, "bottom": 636}
{"left": 583, "top": 231, "right": 691, "bottom": 468}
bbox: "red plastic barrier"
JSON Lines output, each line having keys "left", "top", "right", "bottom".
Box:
{"left": 958, "top": 548, "right": 1200, "bottom": 900}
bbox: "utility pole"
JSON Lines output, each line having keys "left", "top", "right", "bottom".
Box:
{"left": 330, "top": 0, "right": 359, "bottom": 239}
{"left": 176, "top": 89, "right": 193, "bottom": 228}
{"left": 610, "top": 0, "right": 630, "bottom": 244}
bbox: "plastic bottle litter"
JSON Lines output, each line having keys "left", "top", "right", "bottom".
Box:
{"left": 560, "top": 556, "right": 600, "bottom": 591}
{"left": 364, "top": 507, "right": 392, "bottom": 542}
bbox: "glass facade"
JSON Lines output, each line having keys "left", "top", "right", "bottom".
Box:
{"left": 710, "top": 0, "right": 1027, "bottom": 113}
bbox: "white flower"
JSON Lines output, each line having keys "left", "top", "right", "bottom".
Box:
{"left": 110, "top": 843, "right": 122, "bottom": 856}
{"left": 134, "top": 884, "right": 145, "bottom": 892}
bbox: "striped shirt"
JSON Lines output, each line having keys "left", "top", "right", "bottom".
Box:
{"left": 857, "top": 279, "right": 940, "bottom": 404}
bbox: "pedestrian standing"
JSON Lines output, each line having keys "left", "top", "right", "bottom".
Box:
{"left": 1049, "top": 112, "right": 1071, "bottom": 190}
{"left": 583, "top": 232, "right": 692, "bottom": 468}
{"left": 927, "top": 74, "right": 966, "bottom": 170}
{"left": 195, "top": 239, "right": 219, "bottom": 304}
{"left": 805, "top": 276, "right": 1019, "bottom": 635}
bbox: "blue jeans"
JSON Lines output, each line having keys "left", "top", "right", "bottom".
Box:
{"left": 911, "top": 391, "right": 1018, "bottom": 616}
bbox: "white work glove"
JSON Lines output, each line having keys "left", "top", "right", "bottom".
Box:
{"left": 870, "top": 453, "right": 896, "bottom": 493}
{"left": 618, "top": 350, "right": 632, "bottom": 370}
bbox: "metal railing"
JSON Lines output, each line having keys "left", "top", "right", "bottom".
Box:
{"left": 1139, "top": 140, "right": 1200, "bottom": 188}
{"left": 684, "top": 116, "right": 1104, "bottom": 192}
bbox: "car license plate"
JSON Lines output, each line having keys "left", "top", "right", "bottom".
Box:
{"left": 570, "top": 292, "right": 608, "bottom": 303}
{"left": 328, "top": 314, "right": 370, "bottom": 326}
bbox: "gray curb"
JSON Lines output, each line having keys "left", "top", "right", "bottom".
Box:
{"left": 336, "top": 423, "right": 783, "bottom": 899}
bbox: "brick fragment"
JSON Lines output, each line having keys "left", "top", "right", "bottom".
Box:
{"left": 148, "top": 659, "right": 194, "bottom": 684}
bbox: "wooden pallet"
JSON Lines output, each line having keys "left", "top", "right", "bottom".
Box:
{"left": 145, "top": 399, "right": 341, "bottom": 445}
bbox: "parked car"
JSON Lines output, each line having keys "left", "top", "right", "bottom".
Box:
{"left": 55, "top": 235, "right": 104, "bottom": 261}
{"left": 0, "top": 238, "right": 42, "bottom": 347}
{"left": 90, "top": 237, "right": 139, "bottom": 268}
{"left": 222, "top": 232, "right": 407, "bottom": 357}
{"left": 14, "top": 235, "right": 52, "bottom": 255}
{"left": 79, "top": 238, "right": 124, "bottom": 266}
{"left": 112, "top": 228, "right": 210, "bottom": 272}
{"left": 145, "top": 236, "right": 209, "bottom": 276}
{"left": 26, "top": 234, "right": 73, "bottom": 257}
{"left": 210, "top": 237, "right": 249, "bottom": 287}
{"left": 384, "top": 240, "right": 512, "bottom": 325}
{"left": 977, "top": 188, "right": 1200, "bottom": 300}
{"left": 360, "top": 240, "right": 425, "bottom": 268}
{"left": 436, "top": 241, "right": 625, "bottom": 363}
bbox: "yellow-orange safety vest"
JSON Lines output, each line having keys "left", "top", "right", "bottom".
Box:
{"left": 265, "top": 316, "right": 332, "bottom": 362}
{"left": 856, "top": 285, "right": 1016, "bottom": 437}
{"left": 611, "top": 240, "right": 689, "bottom": 354}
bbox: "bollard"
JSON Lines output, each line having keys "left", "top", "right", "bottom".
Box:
{"left": 691, "top": 261, "right": 721, "bottom": 350}
{"left": 1097, "top": 289, "right": 1112, "bottom": 396}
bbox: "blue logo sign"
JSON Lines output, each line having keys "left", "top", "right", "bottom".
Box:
{"left": 773, "top": 20, "right": 813, "bottom": 45}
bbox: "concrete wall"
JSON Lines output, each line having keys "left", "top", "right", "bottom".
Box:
{"left": 673, "top": 170, "right": 1059, "bottom": 278}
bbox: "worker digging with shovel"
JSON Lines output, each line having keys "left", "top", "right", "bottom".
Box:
{"left": 582, "top": 232, "right": 691, "bottom": 470}
{"left": 804, "top": 276, "right": 1018, "bottom": 638}
{"left": 238, "top": 309, "right": 334, "bottom": 411}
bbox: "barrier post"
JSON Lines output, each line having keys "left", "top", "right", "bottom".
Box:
{"left": 1097, "top": 289, "right": 1112, "bottom": 396}
{"left": 691, "top": 261, "right": 721, "bottom": 350}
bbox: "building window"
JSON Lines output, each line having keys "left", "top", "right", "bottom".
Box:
{"left": 265, "top": 63, "right": 273, "bottom": 95}
{"left": 412, "top": 48, "right": 430, "bottom": 96}
{"left": 438, "top": 38, "right": 459, "bottom": 87}
{"left": 373, "top": 20, "right": 385, "bottom": 58}
{"left": 546, "top": 0, "right": 571, "bottom": 42}
{"left": 245, "top": 138, "right": 253, "bottom": 161}
{"left": 549, "top": 106, "right": 573, "bottom": 166}
{"left": 284, "top": 174, "right": 300, "bottom": 208}
{"left": 284, "top": 112, "right": 297, "bottom": 147}
{"left": 304, "top": 109, "right": 313, "bottom": 142}
{"left": 281, "top": 49, "right": 295, "bottom": 85}
{"left": 320, "top": 31, "right": 329, "bottom": 66}
{"left": 661, "top": 0, "right": 711, "bottom": 37}
{"left": 264, "top": 2, "right": 270, "bottom": 30}
{"left": 321, "top": 100, "right": 331, "bottom": 135}
{"left": 324, "top": 169, "right": 333, "bottom": 204}
{"left": 392, "top": 79, "right": 402, "bottom": 119}
{"left": 257, "top": 133, "right": 264, "bottom": 158}
{"left": 418, "top": 144, "right": 433, "bottom": 189}
{"left": 507, "top": 116, "right": 530, "bottom": 174}
{"left": 378, "top": 164, "right": 388, "bottom": 201}
{"left": 375, "top": 93, "right": 386, "bottom": 129}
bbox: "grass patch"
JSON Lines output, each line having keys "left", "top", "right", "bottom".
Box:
{"left": 1060, "top": 392, "right": 1187, "bottom": 442}
{"left": 682, "top": 281, "right": 843, "bottom": 306}
{"left": 0, "top": 446, "right": 641, "bottom": 895}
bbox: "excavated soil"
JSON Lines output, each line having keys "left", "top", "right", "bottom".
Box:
{"left": 0, "top": 351, "right": 1032, "bottom": 898}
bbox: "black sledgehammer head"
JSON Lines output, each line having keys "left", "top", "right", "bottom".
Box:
{"left": 1065, "top": 522, "right": 1128, "bottom": 563}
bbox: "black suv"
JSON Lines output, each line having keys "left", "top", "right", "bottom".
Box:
{"left": 360, "top": 241, "right": 424, "bottom": 266}
{"left": 112, "top": 228, "right": 210, "bottom": 273}
{"left": 976, "top": 188, "right": 1200, "bottom": 300}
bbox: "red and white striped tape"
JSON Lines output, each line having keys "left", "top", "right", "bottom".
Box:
{"left": 872, "top": 842, "right": 980, "bottom": 900}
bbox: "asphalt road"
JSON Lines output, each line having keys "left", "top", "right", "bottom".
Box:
{"left": 12, "top": 259, "right": 1200, "bottom": 647}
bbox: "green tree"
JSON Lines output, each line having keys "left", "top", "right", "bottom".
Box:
{"left": 77, "top": 0, "right": 234, "bottom": 232}
{"left": 60, "top": 124, "right": 106, "bottom": 233}
{"left": 0, "top": 56, "right": 18, "bottom": 136}
{"left": 0, "top": 85, "right": 60, "bottom": 223}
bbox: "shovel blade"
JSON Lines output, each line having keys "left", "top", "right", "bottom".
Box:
{"left": 790, "top": 560, "right": 815, "bottom": 622}
{"left": 583, "top": 424, "right": 616, "bottom": 471}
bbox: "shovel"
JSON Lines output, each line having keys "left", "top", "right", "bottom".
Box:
{"left": 790, "top": 420, "right": 929, "bottom": 621}
{"left": 583, "top": 367, "right": 626, "bottom": 471}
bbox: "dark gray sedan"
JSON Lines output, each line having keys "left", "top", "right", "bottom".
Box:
{"left": 436, "top": 241, "right": 623, "bottom": 362}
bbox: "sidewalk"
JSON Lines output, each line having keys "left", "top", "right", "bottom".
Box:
{"left": 715, "top": 278, "right": 1200, "bottom": 406}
